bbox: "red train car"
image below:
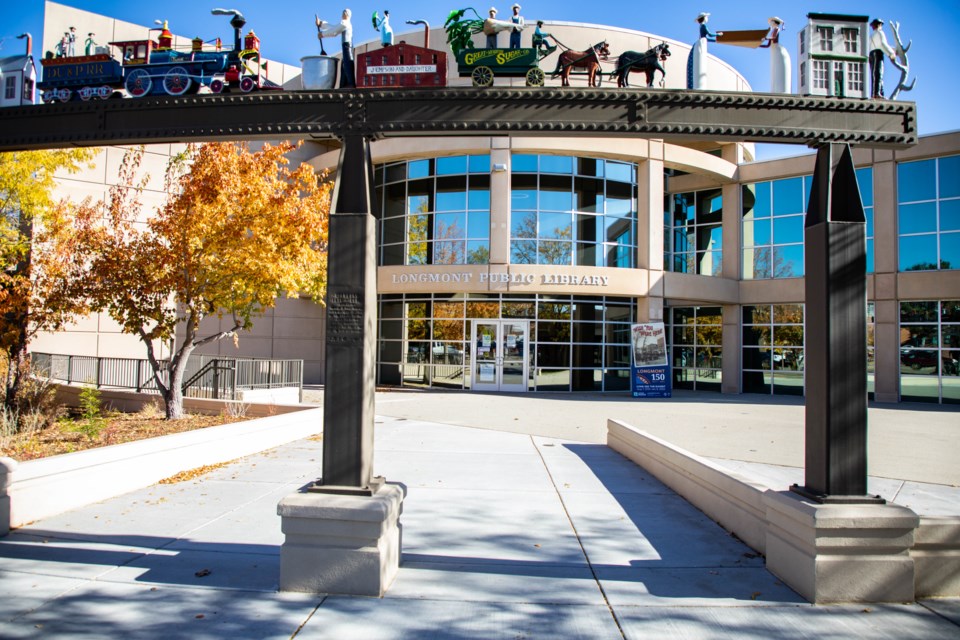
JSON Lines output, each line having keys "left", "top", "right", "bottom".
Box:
{"left": 356, "top": 42, "right": 447, "bottom": 89}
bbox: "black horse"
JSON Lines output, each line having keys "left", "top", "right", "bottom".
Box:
{"left": 615, "top": 43, "right": 671, "bottom": 88}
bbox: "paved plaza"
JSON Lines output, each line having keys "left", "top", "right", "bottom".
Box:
{"left": 0, "top": 390, "right": 958, "bottom": 638}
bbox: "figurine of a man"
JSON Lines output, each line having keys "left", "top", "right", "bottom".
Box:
{"left": 509, "top": 4, "right": 524, "bottom": 50}
{"left": 532, "top": 20, "right": 552, "bottom": 52}
{"left": 869, "top": 18, "right": 896, "bottom": 99}
{"left": 65, "top": 26, "right": 76, "bottom": 56}
{"left": 374, "top": 10, "right": 393, "bottom": 46}
{"left": 318, "top": 8, "right": 356, "bottom": 88}
{"left": 486, "top": 8, "right": 499, "bottom": 49}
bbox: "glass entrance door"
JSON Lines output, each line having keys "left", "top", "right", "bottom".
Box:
{"left": 472, "top": 320, "right": 529, "bottom": 392}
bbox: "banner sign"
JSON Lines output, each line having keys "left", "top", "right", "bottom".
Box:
{"left": 631, "top": 323, "right": 672, "bottom": 398}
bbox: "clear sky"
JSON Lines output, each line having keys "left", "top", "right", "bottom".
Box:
{"left": 1, "top": 1, "right": 953, "bottom": 160}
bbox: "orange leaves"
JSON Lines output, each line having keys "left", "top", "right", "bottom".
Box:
{"left": 69, "top": 140, "right": 330, "bottom": 353}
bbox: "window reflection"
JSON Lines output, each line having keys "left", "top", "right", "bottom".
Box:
{"left": 665, "top": 188, "right": 723, "bottom": 276}
{"left": 377, "top": 156, "right": 491, "bottom": 266}
{"left": 509, "top": 155, "right": 637, "bottom": 268}
{"left": 742, "top": 304, "right": 804, "bottom": 396}
{"left": 898, "top": 156, "right": 960, "bottom": 272}
{"left": 900, "top": 300, "right": 960, "bottom": 403}
{"left": 669, "top": 306, "right": 723, "bottom": 392}
{"left": 741, "top": 177, "right": 808, "bottom": 280}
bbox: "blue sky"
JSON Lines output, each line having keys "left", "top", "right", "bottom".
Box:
{"left": 1, "top": 1, "right": 954, "bottom": 159}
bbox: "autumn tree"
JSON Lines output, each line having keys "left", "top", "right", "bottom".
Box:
{"left": 0, "top": 149, "right": 93, "bottom": 418}
{"left": 68, "top": 142, "right": 330, "bottom": 419}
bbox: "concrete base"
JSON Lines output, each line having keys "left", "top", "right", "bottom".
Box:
{"left": 277, "top": 481, "right": 405, "bottom": 597}
{"left": 913, "top": 516, "right": 960, "bottom": 597}
{"left": 764, "top": 490, "right": 919, "bottom": 603}
{"left": 0, "top": 457, "right": 16, "bottom": 536}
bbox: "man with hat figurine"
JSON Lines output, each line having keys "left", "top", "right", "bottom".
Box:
{"left": 869, "top": 18, "right": 896, "bottom": 99}
{"left": 509, "top": 4, "right": 524, "bottom": 50}
{"left": 317, "top": 8, "right": 356, "bottom": 88}
{"left": 486, "top": 7, "right": 499, "bottom": 49}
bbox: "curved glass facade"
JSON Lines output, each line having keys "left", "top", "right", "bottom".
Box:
{"left": 510, "top": 155, "right": 637, "bottom": 268}
{"left": 376, "top": 155, "right": 492, "bottom": 266}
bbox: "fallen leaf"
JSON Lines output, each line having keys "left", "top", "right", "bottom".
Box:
{"left": 751, "top": 591, "right": 761, "bottom": 600}
{"left": 195, "top": 569, "right": 212, "bottom": 577}
{"left": 196, "top": 614, "right": 205, "bottom": 619}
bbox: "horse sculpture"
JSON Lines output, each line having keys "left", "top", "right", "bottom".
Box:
{"left": 615, "top": 42, "right": 671, "bottom": 88}
{"left": 552, "top": 41, "right": 610, "bottom": 87}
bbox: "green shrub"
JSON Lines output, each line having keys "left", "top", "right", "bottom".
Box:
{"left": 75, "top": 385, "right": 104, "bottom": 440}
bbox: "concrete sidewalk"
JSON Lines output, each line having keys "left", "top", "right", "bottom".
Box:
{"left": 1, "top": 415, "right": 958, "bottom": 639}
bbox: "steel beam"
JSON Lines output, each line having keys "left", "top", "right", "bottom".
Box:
{"left": 0, "top": 89, "right": 916, "bottom": 151}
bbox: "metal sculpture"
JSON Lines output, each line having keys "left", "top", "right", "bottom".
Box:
{"left": 888, "top": 20, "right": 916, "bottom": 100}
{"left": 552, "top": 41, "right": 609, "bottom": 87}
{"left": 615, "top": 43, "right": 671, "bottom": 88}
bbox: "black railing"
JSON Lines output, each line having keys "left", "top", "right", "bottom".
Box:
{"left": 30, "top": 352, "right": 303, "bottom": 402}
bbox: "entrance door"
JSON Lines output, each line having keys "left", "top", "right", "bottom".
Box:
{"left": 472, "top": 320, "right": 529, "bottom": 392}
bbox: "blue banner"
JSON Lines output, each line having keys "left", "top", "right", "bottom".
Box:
{"left": 630, "top": 323, "right": 672, "bottom": 398}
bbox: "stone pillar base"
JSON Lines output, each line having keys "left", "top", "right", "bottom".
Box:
{"left": 277, "top": 482, "right": 405, "bottom": 597}
{"left": 764, "top": 490, "right": 919, "bottom": 603}
{"left": 0, "top": 457, "right": 16, "bottom": 537}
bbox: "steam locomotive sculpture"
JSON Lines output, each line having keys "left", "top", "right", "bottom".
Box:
{"left": 36, "top": 9, "right": 279, "bottom": 102}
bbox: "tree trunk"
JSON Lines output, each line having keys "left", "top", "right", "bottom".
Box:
{"left": 4, "top": 338, "right": 28, "bottom": 416}
{"left": 163, "top": 344, "right": 194, "bottom": 420}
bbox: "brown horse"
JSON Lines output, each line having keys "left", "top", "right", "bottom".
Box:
{"left": 552, "top": 41, "right": 610, "bottom": 87}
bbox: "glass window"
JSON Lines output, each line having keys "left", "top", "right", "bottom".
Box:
{"left": 898, "top": 159, "right": 937, "bottom": 203}
{"left": 897, "top": 156, "right": 960, "bottom": 272}
{"left": 666, "top": 188, "right": 722, "bottom": 276}
{"left": 742, "top": 304, "right": 805, "bottom": 396}
{"left": 468, "top": 154, "right": 490, "bottom": 173}
{"left": 540, "top": 156, "right": 573, "bottom": 174}
{"left": 669, "top": 307, "right": 723, "bottom": 392}
{"left": 900, "top": 300, "right": 960, "bottom": 403}
{"left": 376, "top": 157, "right": 490, "bottom": 266}
{"left": 742, "top": 177, "right": 807, "bottom": 279}
{"left": 436, "top": 156, "right": 468, "bottom": 175}
{"left": 408, "top": 159, "right": 430, "bottom": 179}
{"left": 511, "top": 154, "right": 637, "bottom": 268}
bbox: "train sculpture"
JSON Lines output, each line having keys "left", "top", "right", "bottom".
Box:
{"left": 35, "top": 9, "right": 279, "bottom": 102}
{"left": 9, "top": 8, "right": 913, "bottom": 104}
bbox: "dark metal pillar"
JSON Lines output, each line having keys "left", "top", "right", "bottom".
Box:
{"left": 792, "top": 143, "right": 883, "bottom": 504}
{"left": 312, "top": 134, "right": 381, "bottom": 495}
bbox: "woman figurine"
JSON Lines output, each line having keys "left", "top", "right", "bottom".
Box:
{"left": 760, "top": 17, "right": 790, "bottom": 93}
{"left": 373, "top": 10, "right": 393, "bottom": 46}
{"left": 686, "top": 12, "right": 722, "bottom": 90}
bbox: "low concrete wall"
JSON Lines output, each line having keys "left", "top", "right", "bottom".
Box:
{"left": 913, "top": 516, "right": 960, "bottom": 597}
{"left": 2, "top": 406, "right": 322, "bottom": 532}
{"left": 607, "top": 418, "right": 770, "bottom": 553}
{"left": 54, "top": 384, "right": 307, "bottom": 418}
{"left": 606, "top": 419, "right": 960, "bottom": 602}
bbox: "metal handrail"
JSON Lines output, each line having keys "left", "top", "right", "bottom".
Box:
{"left": 30, "top": 352, "right": 303, "bottom": 402}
